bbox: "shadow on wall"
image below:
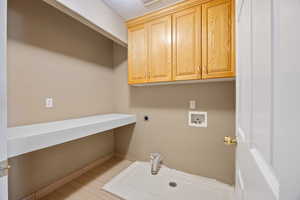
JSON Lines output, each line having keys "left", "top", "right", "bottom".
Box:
{"left": 112, "top": 43, "right": 235, "bottom": 111}
{"left": 8, "top": 0, "right": 116, "bottom": 126}
{"left": 8, "top": 132, "right": 114, "bottom": 200}
{"left": 128, "top": 82, "right": 235, "bottom": 110}
{"left": 114, "top": 124, "right": 135, "bottom": 158}
{"left": 8, "top": 0, "right": 112, "bottom": 67}
{"left": 113, "top": 40, "right": 127, "bottom": 68}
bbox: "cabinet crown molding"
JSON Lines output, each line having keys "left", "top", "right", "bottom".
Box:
{"left": 126, "top": 0, "right": 212, "bottom": 28}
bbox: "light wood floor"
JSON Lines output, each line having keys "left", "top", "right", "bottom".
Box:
{"left": 41, "top": 158, "right": 132, "bottom": 200}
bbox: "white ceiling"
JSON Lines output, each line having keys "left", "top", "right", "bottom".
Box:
{"left": 102, "top": 0, "right": 184, "bottom": 20}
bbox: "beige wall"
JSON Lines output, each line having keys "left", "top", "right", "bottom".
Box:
{"left": 7, "top": 1, "right": 115, "bottom": 199}
{"left": 8, "top": 0, "right": 114, "bottom": 127}
{"left": 44, "top": 0, "right": 128, "bottom": 46}
{"left": 113, "top": 43, "right": 236, "bottom": 185}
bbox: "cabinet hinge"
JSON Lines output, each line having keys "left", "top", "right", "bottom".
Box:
{"left": 0, "top": 160, "right": 10, "bottom": 177}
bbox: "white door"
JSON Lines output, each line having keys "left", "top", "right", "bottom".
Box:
{"left": 0, "top": 0, "right": 8, "bottom": 199}
{"left": 235, "top": 0, "right": 279, "bottom": 199}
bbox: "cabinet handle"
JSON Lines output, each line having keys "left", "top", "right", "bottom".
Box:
{"left": 199, "top": 65, "right": 202, "bottom": 77}
{"left": 0, "top": 160, "right": 10, "bottom": 177}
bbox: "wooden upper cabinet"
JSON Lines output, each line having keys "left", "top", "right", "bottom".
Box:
{"left": 202, "top": 0, "right": 235, "bottom": 79}
{"left": 128, "top": 25, "right": 148, "bottom": 84}
{"left": 172, "top": 6, "right": 201, "bottom": 81}
{"left": 148, "top": 16, "right": 172, "bottom": 82}
{"left": 127, "top": 0, "right": 235, "bottom": 84}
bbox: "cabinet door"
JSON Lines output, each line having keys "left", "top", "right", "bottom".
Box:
{"left": 148, "top": 16, "right": 172, "bottom": 82}
{"left": 128, "top": 25, "right": 148, "bottom": 84}
{"left": 172, "top": 7, "right": 201, "bottom": 81}
{"left": 202, "top": 0, "right": 235, "bottom": 79}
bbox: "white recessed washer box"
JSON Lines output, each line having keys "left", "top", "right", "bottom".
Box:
{"left": 188, "top": 111, "right": 207, "bottom": 128}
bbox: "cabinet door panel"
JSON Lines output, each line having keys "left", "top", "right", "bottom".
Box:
{"left": 172, "top": 7, "right": 201, "bottom": 81}
{"left": 128, "top": 25, "right": 148, "bottom": 84}
{"left": 202, "top": 0, "right": 235, "bottom": 79}
{"left": 148, "top": 16, "right": 172, "bottom": 82}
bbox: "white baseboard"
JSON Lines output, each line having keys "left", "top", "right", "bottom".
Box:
{"left": 114, "top": 153, "right": 139, "bottom": 162}
{"left": 21, "top": 194, "right": 35, "bottom": 200}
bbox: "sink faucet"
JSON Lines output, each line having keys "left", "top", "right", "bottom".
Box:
{"left": 150, "top": 153, "right": 162, "bottom": 175}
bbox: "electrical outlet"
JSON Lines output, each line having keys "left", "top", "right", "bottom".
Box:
{"left": 45, "top": 97, "right": 53, "bottom": 108}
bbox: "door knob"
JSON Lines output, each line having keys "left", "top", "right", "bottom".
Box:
{"left": 224, "top": 136, "right": 237, "bottom": 145}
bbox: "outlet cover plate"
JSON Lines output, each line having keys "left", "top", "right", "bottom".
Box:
{"left": 45, "top": 97, "right": 53, "bottom": 108}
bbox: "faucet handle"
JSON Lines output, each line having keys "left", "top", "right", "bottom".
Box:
{"left": 150, "top": 153, "right": 161, "bottom": 160}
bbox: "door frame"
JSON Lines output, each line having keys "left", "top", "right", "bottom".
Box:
{"left": 0, "top": 0, "right": 8, "bottom": 199}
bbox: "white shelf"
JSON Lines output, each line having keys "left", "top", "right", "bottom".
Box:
{"left": 7, "top": 114, "right": 136, "bottom": 158}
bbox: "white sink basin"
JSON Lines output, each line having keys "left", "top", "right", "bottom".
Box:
{"left": 103, "top": 161, "right": 233, "bottom": 200}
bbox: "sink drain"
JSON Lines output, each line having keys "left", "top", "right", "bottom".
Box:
{"left": 169, "top": 181, "right": 177, "bottom": 187}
